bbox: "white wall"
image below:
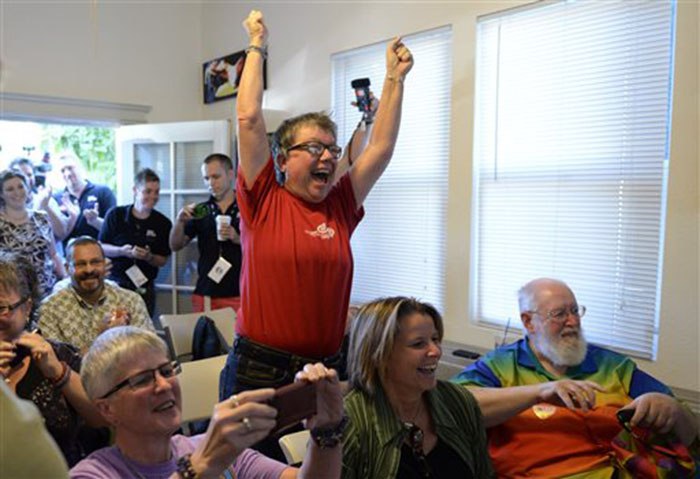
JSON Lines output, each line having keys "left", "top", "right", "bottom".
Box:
{"left": 0, "top": 2, "right": 204, "bottom": 123}
{"left": 2, "top": 1, "right": 697, "bottom": 392}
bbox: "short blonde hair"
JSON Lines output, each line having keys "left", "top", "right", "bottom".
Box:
{"left": 81, "top": 326, "right": 168, "bottom": 400}
{"left": 347, "top": 297, "right": 443, "bottom": 395}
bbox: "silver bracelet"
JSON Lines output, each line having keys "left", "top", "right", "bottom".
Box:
{"left": 245, "top": 45, "right": 268, "bottom": 60}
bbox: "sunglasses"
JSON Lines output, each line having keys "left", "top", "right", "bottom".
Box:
{"left": 405, "top": 423, "right": 432, "bottom": 479}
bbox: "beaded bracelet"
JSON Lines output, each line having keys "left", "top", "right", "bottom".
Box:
{"left": 245, "top": 45, "right": 268, "bottom": 60}
{"left": 176, "top": 453, "right": 198, "bottom": 479}
{"left": 51, "top": 361, "right": 71, "bottom": 390}
{"left": 310, "top": 415, "right": 349, "bottom": 448}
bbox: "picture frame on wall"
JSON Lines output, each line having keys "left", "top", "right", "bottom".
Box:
{"left": 203, "top": 49, "right": 267, "bottom": 104}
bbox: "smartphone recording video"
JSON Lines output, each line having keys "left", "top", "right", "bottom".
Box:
{"left": 267, "top": 381, "right": 317, "bottom": 435}
{"left": 8, "top": 344, "right": 32, "bottom": 369}
{"left": 192, "top": 202, "right": 212, "bottom": 219}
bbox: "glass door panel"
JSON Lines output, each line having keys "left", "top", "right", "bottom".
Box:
{"left": 175, "top": 141, "right": 215, "bottom": 190}
{"left": 134, "top": 143, "right": 171, "bottom": 189}
{"left": 116, "top": 120, "right": 231, "bottom": 315}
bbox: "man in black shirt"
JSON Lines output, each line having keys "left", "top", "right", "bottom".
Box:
{"left": 54, "top": 152, "right": 116, "bottom": 249}
{"left": 169, "top": 154, "right": 242, "bottom": 313}
{"left": 99, "top": 168, "right": 172, "bottom": 317}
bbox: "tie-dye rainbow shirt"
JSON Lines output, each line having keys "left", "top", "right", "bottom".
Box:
{"left": 453, "top": 339, "right": 674, "bottom": 479}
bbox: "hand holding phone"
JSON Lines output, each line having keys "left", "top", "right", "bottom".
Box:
{"left": 8, "top": 344, "right": 31, "bottom": 369}
{"left": 617, "top": 408, "right": 635, "bottom": 425}
{"left": 351, "top": 78, "right": 371, "bottom": 114}
{"left": 192, "top": 202, "right": 212, "bottom": 219}
{"left": 267, "top": 381, "right": 317, "bottom": 435}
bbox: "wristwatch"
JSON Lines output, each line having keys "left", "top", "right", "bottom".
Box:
{"left": 310, "top": 415, "right": 349, "bottom": 448}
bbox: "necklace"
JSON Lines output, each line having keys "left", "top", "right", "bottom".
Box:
{"left": 402, "top": 397, "right": 424, "bottom": 426}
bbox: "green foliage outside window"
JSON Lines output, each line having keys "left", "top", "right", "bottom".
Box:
{"left": 40, "top": 125, "right": 116, "bottom": 191}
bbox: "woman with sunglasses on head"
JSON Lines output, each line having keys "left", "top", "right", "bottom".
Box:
{"left": 221, "top": 9, "right": 413, "bottom": 406}
{"left": 343, "top": 297, "right": 494, "bottom": 479}
{"left": 70, "top": 326, "right": 344, "bottom": 479}
{"left": 0, "top": 251, "right": 104, "bottom": 466}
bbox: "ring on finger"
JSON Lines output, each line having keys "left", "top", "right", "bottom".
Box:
{"left": 242, "top": 416, "right": 253, "bottom": 432}
{"left": 230, "top": 394, "right": 240, "bottom": 408}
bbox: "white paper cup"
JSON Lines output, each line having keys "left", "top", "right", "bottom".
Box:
{"left": 216, "top": 215, "right": 231, "bottom": 241}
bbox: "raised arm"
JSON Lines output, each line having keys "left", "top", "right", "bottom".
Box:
{"left": 349, "top": 38, "right": 413, "bottom": 206}
{"left": 336, "top": 95, "right": 377, "bottom": 180}
{"left": 37, "top": 190, "right": 70, "bottom": 240}
{"left": 237, "top": 10, "right": 271, "bottom": 188}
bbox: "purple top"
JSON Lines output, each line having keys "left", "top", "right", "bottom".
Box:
{"left": 69, "top": 434, "right": 288, "bottom": 479}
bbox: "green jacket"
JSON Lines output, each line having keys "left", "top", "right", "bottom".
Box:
{"left": 342, "top": 380, "right": 494, "bottom": 479}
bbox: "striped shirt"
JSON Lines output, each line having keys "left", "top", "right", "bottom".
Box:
{"left": 342, "top": 380, "right": 494, "bottom": 479}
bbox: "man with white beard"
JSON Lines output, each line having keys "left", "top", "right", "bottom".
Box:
{"left": 454, "top": 278, "right": 698, "bottom": 479}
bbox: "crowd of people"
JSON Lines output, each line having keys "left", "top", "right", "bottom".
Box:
{"left": 0, "top": 9, "right": 697, "bottom": 479}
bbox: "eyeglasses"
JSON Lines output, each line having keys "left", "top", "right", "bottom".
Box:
{"left": 286, "top": 141, "right": 342, "bottom": 160}
{"left": 405, "top": 423, "right": 432, "bottom": 479}
{"left": 0, "top": 297, "right": 28, "bottom": 316}
{"left": 99, "top": 361, "right": 181, "bottom": 399}
{"left": 533, "top": 305, "right": 586, "bottom": 324}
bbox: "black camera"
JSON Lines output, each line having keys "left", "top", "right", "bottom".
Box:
{"left": 351, "top": 78, "right": 371, "bottom": 114}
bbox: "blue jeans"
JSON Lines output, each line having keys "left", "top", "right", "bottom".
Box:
{"left": 219, "top": 336, "right": 345, "bottom": 400}
{"left": 219, "top": 337, "right": 344, "bottom": 463}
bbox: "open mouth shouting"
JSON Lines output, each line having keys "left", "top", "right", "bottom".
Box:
{"left": 310, "top": 165, "right": 333, "bottom": 185}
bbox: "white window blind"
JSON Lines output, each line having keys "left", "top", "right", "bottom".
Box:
{"left": 331, "top": 26, "right": 452, "bottom": 312}
{"left": 472, "top": 0, "right": 676, "bottom": 359}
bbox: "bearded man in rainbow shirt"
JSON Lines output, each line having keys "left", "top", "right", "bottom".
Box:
{"left": 455, "top": 278, "right": 698, "bottom": 479}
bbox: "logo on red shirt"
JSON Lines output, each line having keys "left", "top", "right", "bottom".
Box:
{"left": 305, "top": 222, "right": 335, "bottom": 240}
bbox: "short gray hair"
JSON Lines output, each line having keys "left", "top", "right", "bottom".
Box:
{"left": 81, "top": 326, "right": 168, "bottom": 400}
{"left": 347, "top": 297, "right": 443, "bottom": 396}
{"left": 517, "top": 278, "right": 573, "bottom": 313}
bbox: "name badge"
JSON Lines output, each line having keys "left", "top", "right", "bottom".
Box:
{"left": 207, "top": 257, "right": 232, "bottom": 284}
{"left": 126, "top": 264, "right": 149, "bottom": 288}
